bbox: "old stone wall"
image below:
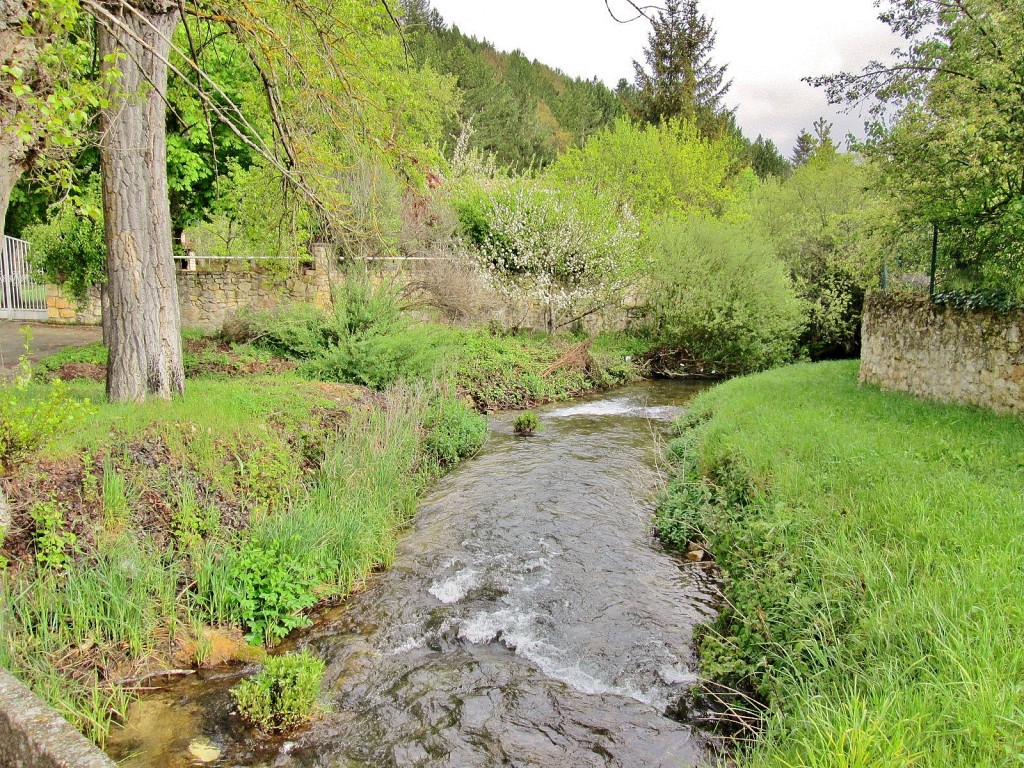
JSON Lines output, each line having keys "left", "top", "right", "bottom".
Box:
{"left": 43, "top": 252, "right": 632, "bottom": 335}
{"left": 859, "top": 293, "right": 1024, "bottom": 415}
{"left": 176, "top": 259, "right": 332, "bottom": 331}
{"left": 46, "top": 254, "right": 334, "bottom": 332}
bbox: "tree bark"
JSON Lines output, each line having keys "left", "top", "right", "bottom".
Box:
{"left": 98, "top": 3, "right": 184, "bottom": 402}
{"left": 0, "top": 146, "right": 23, "bottom": 246}
{"left": 1, "top": 0, "right": 37, "bottom": 245}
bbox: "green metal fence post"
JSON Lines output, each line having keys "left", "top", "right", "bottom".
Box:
{"left": 929, "top": 223, "right": 938, "bottom": 299}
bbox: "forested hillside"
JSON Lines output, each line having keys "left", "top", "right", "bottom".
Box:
{"left": 405, "top": 3, "right": 622, "bottom": 169}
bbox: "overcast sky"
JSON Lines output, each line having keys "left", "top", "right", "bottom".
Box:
{"left": 427, "top": 0, "right": 900, "bottom": 154}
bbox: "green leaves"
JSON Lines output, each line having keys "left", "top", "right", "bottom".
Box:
{"left": 227, "top": 538, "right": 317, "bottom": 646}
{"left": 231, "top": 651, "right": 325, "bottom": 731}
{"left": 817, "top": 0, "right": 1024, "bottom": 298}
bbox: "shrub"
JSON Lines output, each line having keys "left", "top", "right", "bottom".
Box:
{"left": 646, "top": 217, "right": 805, "bottom": 375}
{"left": 29, "top": 502, "right": 77, "bottom": 570}
{"left": 512, "top": 411, "right": 539, "bottom": 435}
{"left": 0, "top": 333, "right": 95, "bottom": 469}
{"left": 23, "top": 183, "right": 106, "bottom": 303}
{"left": 231, "top": 650, "right": 325, "bottom": 732}
{"left": 455, "top": 179, "right": 643, "bottom": 332}
{"left": 423, "top": 396, "right": 486, "bottom": 467}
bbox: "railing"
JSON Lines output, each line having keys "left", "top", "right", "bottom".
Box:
{"left": 176, "top": 253, "right": 314, "bottom": 272}
{"left": 1, "top": 236, "right": 48, "bottom": 321}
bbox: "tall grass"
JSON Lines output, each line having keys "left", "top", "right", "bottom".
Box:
{"left": 1, "top": 373, "right": 485, "bottom": 744}
{"left": 658, "top": 361, "right": 1024, "bottom": 767}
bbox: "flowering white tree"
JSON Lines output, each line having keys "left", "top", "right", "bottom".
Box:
{"left": 469, "top": 182, "right": 642, "bottom": 332}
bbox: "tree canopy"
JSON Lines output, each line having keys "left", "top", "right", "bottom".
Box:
{"left": 811, "top": 0, "right": 1024, "bottom": 296}
{"left": 630, "top": 0, "right": 731, "bottom": 134}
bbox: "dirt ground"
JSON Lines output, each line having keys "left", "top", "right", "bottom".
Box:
{"left": 0, "top": 322, "right": 102, "bottom": 369}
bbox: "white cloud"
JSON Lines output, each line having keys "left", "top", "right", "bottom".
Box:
{"left": 427, "top": 0, "right": 900, "bottom": 152}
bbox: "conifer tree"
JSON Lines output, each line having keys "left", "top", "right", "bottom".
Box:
{"left": 791, "top": 119, "right": 835, "bottom": 166}
{"left": 630, "top": 0, "right": 731, "bottom": 134}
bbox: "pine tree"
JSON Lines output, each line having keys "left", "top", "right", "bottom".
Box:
{"left": 791, "top": 118, "right": 836, "bottom": 166}
{"left": 631, "top": 0, "right": 731, "bottom": 134}
{"left": 750, "top": 135, "right": 791, "bottom": 179}
{"left": 791, "top": 130, "right": 817, "bottom": 166}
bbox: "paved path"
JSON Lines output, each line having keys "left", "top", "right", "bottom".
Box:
{"left": 0, "top": 322, "right": 102, "bottom": 369}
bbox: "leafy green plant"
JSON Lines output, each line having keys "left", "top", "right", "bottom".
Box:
{"left": 231, "top": 650, "right": 325, "bottom": 732}
{"left": 423, "top": 395, "right": 486, "bottom": 467}
{"left": 227, "top": 539, "right": 317, "bottom": 646}
{"left": 29, "top": 502, "right": 77, "bottom": 570}
{"left": 0, "top": 330, "right": 95, "bottom": 469}
{"left": 170, "top": 480, "right": 219, "bottom": 548}
{"left": 512, "top": 411, "right": 539, "bottom": 435}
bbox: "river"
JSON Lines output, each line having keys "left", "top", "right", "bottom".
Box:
{"left": 107, "top": 380, "right": 719, "bottom": 767}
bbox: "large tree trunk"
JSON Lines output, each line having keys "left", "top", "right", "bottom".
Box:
{"left": 98, "top": 3, "right": 184, "bottom": 402}
{"left": 1, "top": 0, "right": 36, "bottom": 246}
{"left": 0, "top": 147, "right": 23, "bottom": 246}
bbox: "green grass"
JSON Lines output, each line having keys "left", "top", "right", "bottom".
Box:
{"left": 657, "top": 361, "right": 1024, "bottom": 767}
{"left": 233, "top": 279, "right": 648, "bottom": 407}
{"left": 1, "top": 369, "right": 486, "bottom": 745}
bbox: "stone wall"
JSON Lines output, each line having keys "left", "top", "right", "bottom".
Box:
{"left": 859, "top": 293, "right": 1024, "bottom": 415}
{"left": 46, "top": 253, "right": 335, "bottom": 332}
{"left": 43, "top": 252, "right": 631, "bottom": 335}
{"left": 176, "top": 259, "right": 332, "bottom": 331}
{"left": 0, "top": 669, "right": 114, "bottom": 768}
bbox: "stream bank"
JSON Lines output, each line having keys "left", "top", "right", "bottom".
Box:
{"left": 107, "top": 380, "right": 721, "bottom": 767}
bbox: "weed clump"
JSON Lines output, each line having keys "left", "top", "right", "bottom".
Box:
{"left": 512, "top": 411, "right": 539, "bottom": 435}
{"left": 231, "top": 651, "right": 325, "bottom": 732}
{"left": 424, "top": 396, "right": 486, "bottom": 467}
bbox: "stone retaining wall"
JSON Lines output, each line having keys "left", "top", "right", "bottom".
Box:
{"left": 46, "top": 254, "right": 335, "bottom": 332}
{"left": 859, "top": 293, "right": 1024, "bottom": 415}
{"left": 0, "top": 669, "right": 114, "bottom": 768}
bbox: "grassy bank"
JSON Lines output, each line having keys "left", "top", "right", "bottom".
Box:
{"left": 0, "top": 366, "right": 484, "bottom": 746}
{"left": 0, "top": 298, "right": 646, "bottom": 747}
{"left": 657, "top": 361, "right": 1024, "bottom": 767}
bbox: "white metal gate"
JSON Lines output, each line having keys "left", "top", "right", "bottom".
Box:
{"left": 1, "top": 236, "right": 48, "bottom": 321}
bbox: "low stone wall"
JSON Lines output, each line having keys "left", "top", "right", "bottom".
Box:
{"left": 0, "top": 669, "right": 114, "bottom": 768}
{"left": 46, "top": 285, "right": 101, "bottom": 325}
{"left": 859, "top": 293, "right": 1024, "bottom": 415}
{"left": 177, "top": 260, "right": 332, "bottom": 331}
{"left": 46, "top": 255, "right": 335, "bottom": 332}
{"left": 43, "top": 253, "right": 631, "bottom": 335}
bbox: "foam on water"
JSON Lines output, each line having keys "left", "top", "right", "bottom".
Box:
{"left": 428, "top": 568, "right": 481, "bottom": 604}
{"left": 546, "top": 397, "right": 682, "bottom": 421}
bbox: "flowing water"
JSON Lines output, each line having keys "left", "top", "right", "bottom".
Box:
{"left": 107, "top": 380, "right": 720, "bottom": 767}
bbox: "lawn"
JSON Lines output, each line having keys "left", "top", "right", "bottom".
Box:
{"left": 657, "top": 360, "right": 1024, "bottom": 767}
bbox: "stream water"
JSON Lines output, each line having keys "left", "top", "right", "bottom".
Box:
{"left": 107, "top": 380, "right": 720, "bottom": 767}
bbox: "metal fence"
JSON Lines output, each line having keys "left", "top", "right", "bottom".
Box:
{"left": 1, "top": 236, "right": 48, "bottom": 321}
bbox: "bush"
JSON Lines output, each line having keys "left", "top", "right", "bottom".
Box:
{"left": 423, "top": 396, "right": 486, "bottom": 467}
{"left": 22, "top": 183, "right": 106, "bottom": 303}
{"left": 231, "top": 650, "right": 325, "bottom": 732}
{"left": 237, "top": 278, "right": 453, "bottom": 389}
{"left": 646, "top": 217, "right": 805, "bottom": 375}
{"left": 512, "top": 411, "right": 539, "bottom": 435}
